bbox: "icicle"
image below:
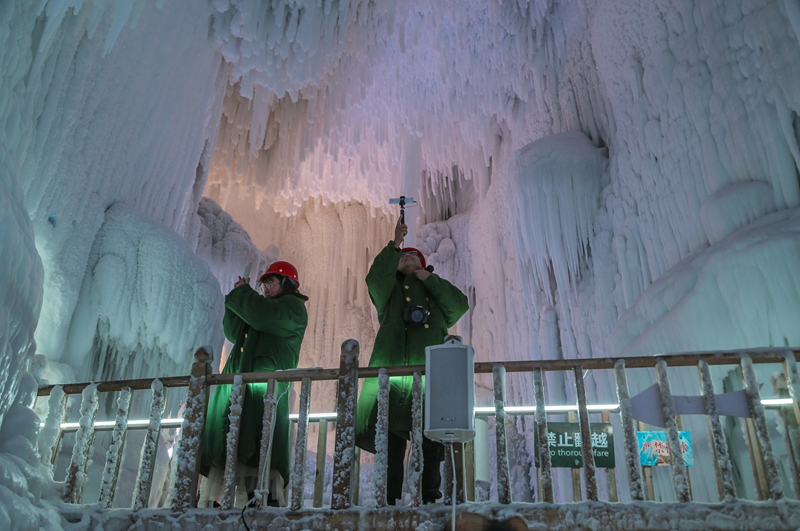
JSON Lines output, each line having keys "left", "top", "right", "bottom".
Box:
{"left": 697, "top": 361, "right": 736, "bottom": 501}
{"left": 741, "top": 355, "right": 784, "bottom": 500}
{"left": 63, "top": 383, "right": 100, "bottom": 504}
{"left": 290, "top": 377, "right": 312, "bottom": 510}
{"left": 655, "top": 359, "right": 690, "bottom": 502}
{"left": 532, "top": 368, "right": 553, "bottom": 502}
{"left": 373, "top": 368, "right": 390, "bottom": 507}
{"left": 408, "top": 372, "right": 423, "bottom": 507}
{"left": 38, "top": 385, "right": 66, "bottom": 470}
{"left": 220, "top": 375, "right": 244, "bottom": 510}
{"left": 614, "top": 360, "right": 644, "bottom": 501}
{"left": 99, "top": 387, "right": 132, "bottom": 508}
{"left": 493, "top": 364, "right": 511, "bottom": 504}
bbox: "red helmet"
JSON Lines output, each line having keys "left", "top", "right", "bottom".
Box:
{"left": 260, "top": 261, "right": 300, "bottom": 287}
{"left": 401, "top": 247, "right": 426, "bottom": 269}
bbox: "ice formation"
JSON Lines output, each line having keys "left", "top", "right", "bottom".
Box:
{"left": 1, "top": 0, "right": 800, "bottom": 526}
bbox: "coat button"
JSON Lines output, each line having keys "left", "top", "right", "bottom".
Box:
{"left": 406, "top": 296, "right": 411, "bottom": 302}
{"left": 424, "top": 324, "right": 429, "bottom": 329}
{"left": 426, "top": 297, "right": 429, "bottom": 301}
{"left": 244, "top": 333, "right": 248, "bottom": 339}
{"left": 240, "top": 347, "right": 245, "bottom": 352}
{"left": 404, "top": 285, "right": 409, "bottom": 290}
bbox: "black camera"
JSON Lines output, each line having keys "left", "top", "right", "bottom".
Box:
{"left": 403, "top": 305, "right": 429, "bottom": 324}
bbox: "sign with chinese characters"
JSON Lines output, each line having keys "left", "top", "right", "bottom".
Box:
{"left": 533, "top": 422, "right": 615, "bottom": 468}
{"left": 636, "top": 431, "right": 693, "bottom": 467}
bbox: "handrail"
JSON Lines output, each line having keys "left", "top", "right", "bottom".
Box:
{"left": 37, "top": 345, "right": 800, "bottom": 511}
{"left": 37, "top": 348, "right": 798, "bottom": 397}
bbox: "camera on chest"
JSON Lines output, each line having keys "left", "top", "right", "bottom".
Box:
{"left": 403, "top": 304, "right": 429, "bottom": 325}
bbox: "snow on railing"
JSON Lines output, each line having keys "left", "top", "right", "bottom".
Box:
{"left": 35, "top": 346, "right": 800, "bottom": 512}
{"left": 62, "top": 383, "right": 99, "bottom": 504}
{"left": 99, "top": 386, "right": 131, "bottom": 508}
{"left": 220, "top": 374, "right": 243, "bottom": 510}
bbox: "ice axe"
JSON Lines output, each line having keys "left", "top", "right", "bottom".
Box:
{"left": 389, "top": 195, "right": 418, "bottom": 224}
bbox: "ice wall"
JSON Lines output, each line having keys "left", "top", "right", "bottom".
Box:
{"left": 7, "top": 0, "right": 228, "bottom": 372}
{"left": 62, "top": 204, "right": 225, "bottom": 381}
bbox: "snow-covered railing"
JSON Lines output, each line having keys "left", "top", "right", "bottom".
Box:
{"left": 36, "top": 346, "right": 800, "bottom": 511}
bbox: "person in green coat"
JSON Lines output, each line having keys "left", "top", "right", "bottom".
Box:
{"left": 201, "top": 261, "right": 308, "bottom": 507}
{"left": 355, "top": 218, "right": 469, "bottom": 505}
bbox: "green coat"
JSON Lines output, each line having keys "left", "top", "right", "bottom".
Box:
{"left": 355, "top": 241, "right": 469, "bottom": 454}
{"left": 201, "top": 284, "right": 308, "bottom": 485}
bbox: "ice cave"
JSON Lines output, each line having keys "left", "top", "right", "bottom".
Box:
{"left": 2, "top": 0, "right": 800, "bottom": 529}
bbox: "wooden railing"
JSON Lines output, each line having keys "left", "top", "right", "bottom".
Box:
{"left": 36, "top": 344, "right": 800, "bottom": 510}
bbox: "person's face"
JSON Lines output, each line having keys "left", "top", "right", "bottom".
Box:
{"left": 398, "top": 250, "right": 422, "bottom": 272}
{"left": 260, "top": 276, "right": 282, "bottom": 298}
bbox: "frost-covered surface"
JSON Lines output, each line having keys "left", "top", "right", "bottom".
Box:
{"left": 407, "top": 372, "right": 423, "bottom": 506}
{"left": 57, "top": 498, "right": 800, "bottom": 530}
{"left": 38, "top": 385, "right": 66, "bottom": 471}
{"left": 290, "top": 377, "right": 311, "bottom": 510}
{"left": 63, "top": 204, "right": 224, "bottom": 380}
{"left": 132, "top": 380, "right": 165, "bottom": 511}
{"left": 373, "top": 368, "right": 390, "bottom": 506}
{"left": 493, "top": 365, "right": 511, "bottom": 504}
{"left": 697, "top": 360, "right": 735, "bottom": 501}
{"left": 63, "top": 383, "right": 99, "bottom": 504}
{"left": 614, "top": 361, "right": 643, "bottom": 502}
{"left": 172, "top": 376, "right": 207, "bottom": 511}
{"left": 741, "top": 356, "right": 784, "bottom": 500}
{"left": 220, "top": 375, "right": 243, "bottom": 510}
{"left": 331, "top": 341, "right": 358, "bottom": 509}
{"left": 654, "top": 360, "right": 689, "bottom": 502}
{"left": 99, "top": 387, "right": 131, "bottom": 508}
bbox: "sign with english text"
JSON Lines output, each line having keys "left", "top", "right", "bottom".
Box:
{"left": 533, "top": 422, "right": 615, "bottom": 468}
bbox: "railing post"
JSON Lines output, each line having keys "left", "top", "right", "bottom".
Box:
{"left": 331, "top": 339, "right": 359, "bottom": 510}
{"left": 291, "top": 377, "right": 312, "bottom": 510}
{"left": 172, "top": 348, "right": 212, "bottom": 511}
{"left": 697, "top": 360, "right": 736, "bottom": 501}
{"left": 533, "top": 367, "right": 553, "bottom": 503}
{"left": 374, "top": 368, "right": 390, "bottom": 507}
{"left": 99, "top": 387, "right": 132, "bottom": 508}
{"left": 255, "top": 378, "right": 279, "bottom": 507}
{"left": 63, "top": 383, "right": 100, "bottom": 504}
{"left": 574, "top": 365, "right": 598, "bottom": 501}
{"left": 38, "top": 385, "right": 67, "bottom": 469}
{"left": 655, "top": 359, "right": 690, "bottom": 502}
{"left": 220, "top": 375, "right": 244, "bottom": 510}
{"left": 784, "top": 351, "right": 800, "bottom": 428}
{"left": 132, "top": 380, "right": 165, "bottom": 510}
{"left": 312, "top": 418, "right": 328, "bottom": 507}
{"left": 493, "top": 364, "right": 511, "bottom": 504}
{"left": 614, "top": 360, "right": 644, "bottom": 501}
{"left": 601, "top": 410, "right": 618, "bottom": 502}
{"left": 408, "top": 372, "right": 424, "bottom": 507}
{"left": 741, "top": 354, "right": 784, "bottom": 500}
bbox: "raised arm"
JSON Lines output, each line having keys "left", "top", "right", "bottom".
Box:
{"left": 366, "top": 218, "right": 407, "bottom": 314}
{"left": 225, "top": 284, "right": 307, "bottom": 337}
{"left": 421, "top": 273, "right": 469, "bottom": 328}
